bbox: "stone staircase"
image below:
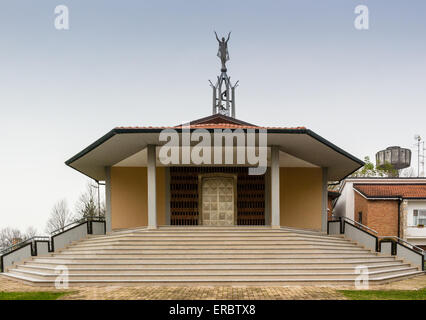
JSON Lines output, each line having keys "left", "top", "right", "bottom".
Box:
{"left": 3, "top": 226, "right": 424, "bottom": 286}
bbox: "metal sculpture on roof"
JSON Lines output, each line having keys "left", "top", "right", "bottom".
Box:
{"left": 210, "top": 31, "right": 238, "bottom": 118}
{"left": 215, "top": 31, "right": 231, "bottom": 72}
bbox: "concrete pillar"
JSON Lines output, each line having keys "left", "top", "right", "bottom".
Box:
{"left": 105, "top": 166, "right": 112, "bottom": 233}
{"left": 321, "top": 167, "right": 328, "bottom": 233}
{"left": 264, "top": 167, "right": 271, "bottom": 226}
{"left": 165, "top": 167, "right": 171, "bottom": 225}
{"left": 400, "top": 200, "right": 408, "bottom": 239}
{"left": 271, "top": 146, "right": 280, "bottom": 228}
{"left": 147, "top": 145, "right": 157, "bottom": 228}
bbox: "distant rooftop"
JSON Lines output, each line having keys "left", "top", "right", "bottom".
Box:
{"left": 354, "top": 183, "right": 426, "bottom": 199}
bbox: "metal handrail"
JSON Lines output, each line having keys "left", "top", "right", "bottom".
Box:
{"left": 49, "top": 216, "right": 104, "bottom": 235}
{"left": 341, "top": 216, "right": 379, "bottom": 235}
{"left": 1, "top": 217, "right": 105, "bottom": 256}
{"left": 0, "top": 236, "right": 50, "bottom": 255}
{"left": 379, "top": 235, "right": 425, "bottom": 255}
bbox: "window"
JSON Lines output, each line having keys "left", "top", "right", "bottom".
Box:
{"left": 413, "top": 210, "right": 426, "bottom": 226}
{"left": 357, "top": 212, "right": 363, "bottom": 224}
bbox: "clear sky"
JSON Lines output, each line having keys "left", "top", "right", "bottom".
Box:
{"left": 1, "top": 1, "right": 426, "bottom": 233}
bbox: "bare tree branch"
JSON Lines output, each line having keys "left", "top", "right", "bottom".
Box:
{"left": 45, "top": 199, "right": 74, "bottom": 234}
{"left": 0, "top": 228, "right": 23, "bottom": 251}
{"left": 75, "top": 181, "right": 105, "bottom": 220}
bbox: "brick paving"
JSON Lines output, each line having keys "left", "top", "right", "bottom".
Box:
{"left": 62, "top": 286, "right": 347, "bottom": 300}
{"left": 0, "top": 274, "right": 425, "bottom": 300}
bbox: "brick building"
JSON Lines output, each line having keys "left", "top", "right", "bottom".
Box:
{"left": 334, "top": 178, "right": 426, "bottom": 250}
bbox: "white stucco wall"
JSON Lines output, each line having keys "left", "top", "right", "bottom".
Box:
{"left": 334, "top": 181, "right": 355, "bottom": 220}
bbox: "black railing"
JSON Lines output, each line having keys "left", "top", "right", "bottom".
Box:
{"left": 0, "top": 217, "right": 105, "bottom": 272}
{"left": 0, "top": 236, "right": 50, "bottom": 256}
{"left": 327, "top": 216, "right": 425, "bottom": 271}
{"left": 50, "top": 217, "right": 105, "bottom": 236}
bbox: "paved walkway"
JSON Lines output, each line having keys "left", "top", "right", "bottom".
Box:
{"left": 0, "top": 274, "right": 425, "bottom": 300}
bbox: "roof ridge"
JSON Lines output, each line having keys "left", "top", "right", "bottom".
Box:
{"left": 354, "top": 183, "right": 426, "bottom": 186}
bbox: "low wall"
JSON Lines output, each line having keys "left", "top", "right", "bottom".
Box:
{"left": 379, "top": 240, "right": 393, "bottom": 256}
{"left": 329, "top": 220, "right": 424, "bottom": 271}
{"left": 396, "top": 243, "right": 424, "bottom": 269}
{"left": 52, "top": 223, "right": 89, "bottom": 251}
{"left": 92, "top": 221, "right": 106, "bottom": 235}
{"left": 327, "top": 220, "right": 341, "bottom": 235}
{"left": 1, "top": 243, "right": 32, "bottom": 272}
{"left": 344, "top": 221, "right": 378, "bottom": 252}
{"left": 1, "top": 220, "right": 106, "bottom": 272}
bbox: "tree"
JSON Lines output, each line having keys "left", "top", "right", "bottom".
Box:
{"left": 0, "top": 226, "right": 41, "bottom": 251}
{"left": 0, "top": 228, "right": 23, "bottom": 251}
{"left": 351, "top": 156, "right": 398, "bottom": 177}
{"left": 24, "top": 226, "right": 38, "bottom": 239}
{"left": 75, "top": 181, "right": 105, "bottom": 220}
{"left": 45, "top": 199, "right": 74, "bottom": 234}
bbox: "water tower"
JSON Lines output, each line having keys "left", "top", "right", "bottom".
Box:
{"left": 375, "top": 146, "right": 411, "bottom": 176}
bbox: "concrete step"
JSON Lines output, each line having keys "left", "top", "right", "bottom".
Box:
{"left": 16, "top": 263, "right": 413, "bottom": 275}
{"left": 78, "top": 235, "right": 352, "bottom": 244}
{"left": 25, "top": 259, "right": 404, "bottom": 268}
{"left": 31, "top": 256, "right": 392, "bottom": 264}
{"left": 69, "top": 241, "right": 360, "bottom": 249}
{"left": 83, "top": 234, "right": 351, "bottom": 243}
{"left": 4, "top": 270, "right": 424, "bottom": 287}
{"left": 49, "top": 252, "right": 378, "bottom": 259}
{"left": 4, "top": 226, "right": 422, "bottom": 287}
{"left": 61, "top": 248, "right": 370, "bottom": 255}
{"left": 72, "top": 239, "right": 354, "bottom": 248}
{"left": 8, "top": 266, "right": 419, "bottom": 281}
{"left": 132, "top": 231, "right": 338, "bottom": 239}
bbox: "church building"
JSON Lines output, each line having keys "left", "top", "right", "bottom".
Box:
{"left": 65, "top": 34, "right": 364, "bottom": 234}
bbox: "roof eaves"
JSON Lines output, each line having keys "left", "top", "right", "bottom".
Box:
{"left": 65, "top": 129, "right": 118, "bottom": 166}
{"left": 65, "top": 126, "right": 364, "bottom": 176}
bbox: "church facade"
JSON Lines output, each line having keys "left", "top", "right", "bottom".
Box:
{"left": 65, "top": 34, "right": 363, "bottom": 234}
{"left": 65, "top": 113, "right": 363, "bottom": 233}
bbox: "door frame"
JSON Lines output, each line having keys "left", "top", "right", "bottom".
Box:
{"left": 198, "top": 173, "right": 238, "bottom": 226}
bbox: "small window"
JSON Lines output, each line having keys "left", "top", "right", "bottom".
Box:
{"left": 357, "top": 212, "right": 363, "bottom": 224}
{"left": 413, "top": 209, "right": 426, "bottom": 226}
{"left": 413, "top": 210, "right": 418, "bottom": 225}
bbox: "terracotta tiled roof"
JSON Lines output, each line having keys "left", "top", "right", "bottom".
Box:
{"left": 354, "top": 183, "right": 426, "bottom": 199}
{"left": 115, "top": 124, "right": 306, "bottom": 130}
{"left": 115, "top": 114, "right": 305, "bottom": 130}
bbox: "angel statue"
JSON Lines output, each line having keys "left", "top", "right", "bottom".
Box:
{"left": 215, "top": 31, "right": 231, "bottom": 71}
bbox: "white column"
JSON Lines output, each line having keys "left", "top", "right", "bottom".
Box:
{"left": 104, "top": 166, "right": 112, "bottom": 233}
{"left": 321, "top": 167, "right": 328, "bottom": 233}
{"left": 264, "top": 167, "right": 271, "bottom": 226}
{"left": 271, "top": 146, "right": 280, "bottom": 228}
{"left": 147, "top": 145, "right": 157, "bottom": 229}
{"left": 165, "top": 167, "right": 171, "bottom": 225}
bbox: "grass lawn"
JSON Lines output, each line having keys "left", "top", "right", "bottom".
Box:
{"left": 0, "top": 291, "right": 69, "bottom": 300}
{"left": 339, "top": 287, "right": 426, "bottom": 300}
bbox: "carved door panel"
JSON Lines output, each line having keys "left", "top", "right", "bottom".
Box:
{"left": 201, "top": 177, "right": 234, "bottom": 226}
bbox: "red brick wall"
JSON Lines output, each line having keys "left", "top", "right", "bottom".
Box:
{"left": 354, "top": 191, "right": 399, "bottom": 237}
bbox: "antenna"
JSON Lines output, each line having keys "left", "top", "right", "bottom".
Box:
{"left": 414, "top": 135, "right": 424, "bottom": 177}
{"left": 421, "top": 140, "right": 425, "bottom": 177}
